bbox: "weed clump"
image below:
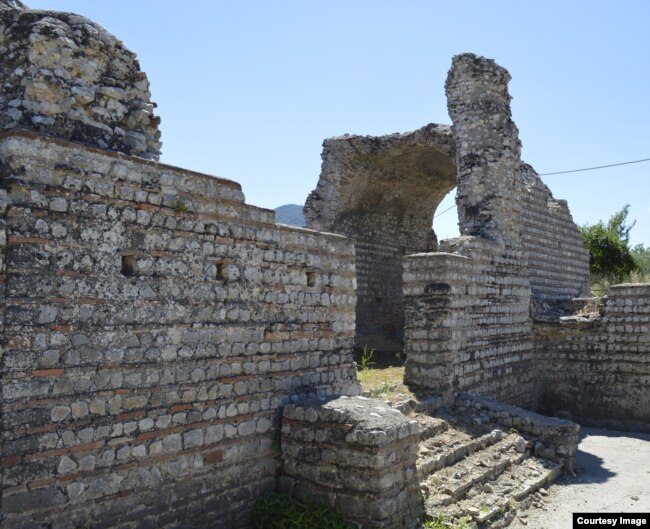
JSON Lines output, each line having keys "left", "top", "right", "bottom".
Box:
{"left": 251, "top": 493, "right": 354, "bottom": 529}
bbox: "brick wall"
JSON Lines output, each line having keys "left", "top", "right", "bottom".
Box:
{"left": 280, "top": 395, "right": 421, "bottom": 529}
{"left": 403, "top": 237, "right": 535, "bottom": 407}
{"left": 0, "top": 131, "right": 359, "bottom": 529}
{"left": 520, "top": 165, "right": 590, "bottom": 317}
{"left": 534, "top": 284, "right": 650, "bottom": 429}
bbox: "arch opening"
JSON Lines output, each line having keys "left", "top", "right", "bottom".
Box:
{"left": 305, "top": 124, "right": 458, "bottom": 355}
{"left": 432, "top": 187, "right": 460, "bottom": 244}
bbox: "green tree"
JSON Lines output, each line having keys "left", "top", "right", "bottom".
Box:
{"left": 632, "top": 244, "right": 650, "bottom": 275}
{"left": 579, "top": 205, "right": 638, "bottom": 284}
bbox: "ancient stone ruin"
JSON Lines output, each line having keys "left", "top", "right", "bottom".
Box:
{"left": 0, "top": 0, "right": 161, "bottom": 159}
{"left": 305, "top": 124, "right": 457, "bottom": 352}
{"left": 1, "top": 2, "right": 648, "bottom": 529}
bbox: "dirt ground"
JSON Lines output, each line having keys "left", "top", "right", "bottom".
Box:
{"left": 510, "top": 427, "right": 650, "bottom": 529}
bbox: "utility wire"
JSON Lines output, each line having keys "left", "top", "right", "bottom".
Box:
{"left": 433, "top": 157, "right": 650, "bottom": 219}
{"left": 539, "top": 157, "right": 650, "bottom": 176}
{"left": 433, "top": 204, "right": 456, "bottom": 219}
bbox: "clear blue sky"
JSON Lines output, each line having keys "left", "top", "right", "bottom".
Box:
{"left": 29, "top": 1, "right": 650, "bottom": 246}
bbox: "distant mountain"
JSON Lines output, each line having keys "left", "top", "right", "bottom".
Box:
{"left": 275, "top": 204, "right": 305, "bottom": 227}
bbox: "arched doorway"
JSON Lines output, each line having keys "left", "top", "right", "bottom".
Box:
{"left": 305, "top": 124, "right": 457, "bottom": 354}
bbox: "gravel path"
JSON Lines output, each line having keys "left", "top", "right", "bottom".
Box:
{"left": 509, "top": 427, "right": 650, "bottom": 529}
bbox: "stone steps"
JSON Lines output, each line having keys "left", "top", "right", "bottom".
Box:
{"left": 414, "top": 413, "right": 450, "bottom": 441}
{"left": 417, "top": 427, "right": 505, "bottom": 479}
{"left": 414, "top": 413, "right": 564, "bottom": 528}
{"left": 442, "top": 457, "right": 562, "bottom": 526}
{"left": 422, "top": 433, "right": 522, "bottom": 509}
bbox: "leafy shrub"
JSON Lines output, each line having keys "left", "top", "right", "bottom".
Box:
{"left": 632, "top": 244, "right": 650, "bottom": 277}
{"left": 250, "top": 494, "right": 354, "bottom": 529}
{"left": 579, "top": 205, "right": 638, "bottom": 285}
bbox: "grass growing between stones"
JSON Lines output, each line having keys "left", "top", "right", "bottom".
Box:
{"left": 356, "top": 345, "right": 376, "bottom": 383}
{"left": 251, "top": 493, "right": 354, "bottom": 529}
{"left": 423, "top": 514, "right": 474, "bottom": 529}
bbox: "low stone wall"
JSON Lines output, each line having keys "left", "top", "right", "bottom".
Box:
{"left": 280, "top": 396, "right": 421, "bottom": 529}
{"left": 403, "top": 236, "right": 535, "bottom": 408}
{"left": 534, "top": 284, "right": 650, "bottom": 430}
{"left": 0, "top": 131, "right": 359, "bottom": 529}
{"left": 455, "top": 393, "right": 580, "bottom": 473}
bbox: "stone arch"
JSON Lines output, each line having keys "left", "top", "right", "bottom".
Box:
{"left": 305, "top": 124, "right": 457, "bottom": 353}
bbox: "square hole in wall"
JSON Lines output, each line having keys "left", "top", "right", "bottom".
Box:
{"left": 121, "top": 255, "right": 135, "bottom": 276}
{"left": 306, "top": 271, "right": 316, "bottom": 287}
{"left": 216, "top": 262, "right": 225, "bottom": 281}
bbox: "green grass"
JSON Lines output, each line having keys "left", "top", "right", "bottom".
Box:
{"left": 174, "top": 198, "right": 190, "bottom": 213}
{"left": 356, "top": 345, "right": 375, "bottom": 382}
{"left": 423, "top": 514, "right": 447, "bottom": 529}
{"left": 251, "top": 494, "right": 353, "bottom": 529}
{"left": 423, "top": 514, "right": 474, "bottom": 529}
{"left": 356, "top": 365, "right": 412, "bottom": 401}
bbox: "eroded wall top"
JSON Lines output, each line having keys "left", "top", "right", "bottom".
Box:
{"left": 0, "top": 0, "right": 162, "bottom": 159}
{"left": 446, "top": 53, "right": 524, "bottom": 243}
{"left": 304, "top": 123, "right": 456, "bottom": 235}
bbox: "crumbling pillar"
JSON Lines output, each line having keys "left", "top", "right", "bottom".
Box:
{"left": 403, "top": 54, "right": 535, "bottom": 407}
{"left": 445, "top": 53, "right": 524, "bottom": 243}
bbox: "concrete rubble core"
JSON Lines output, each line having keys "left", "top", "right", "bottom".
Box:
{"left": 0, "top": 0, "right": 162, "bottom": 159}
{"left": 0, "top": 1, "right": 648, "bottom": 529}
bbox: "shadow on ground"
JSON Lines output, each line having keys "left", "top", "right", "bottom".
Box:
{"left": 552, "top": 427, "right": 650, "bottom": 488}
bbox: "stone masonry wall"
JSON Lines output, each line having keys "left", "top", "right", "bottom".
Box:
{"left": 520, "top": 164, "right": 590, "bottom": 318}
{"left": 534, "top": 284, "right": 650, "bottom": 429}
{"left": 280, "top": 396, "right": 421, "bottom": 529}
{"left": 403, "top": 238, "right": 535, "bottom": 408}
{"left": 0, "top": 1, "right": 162, "bottom": 160}
{"left": 0, "top": 131, "right": 359, "bottom": 529}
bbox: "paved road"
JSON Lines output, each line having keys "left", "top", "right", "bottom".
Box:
{"left": 510, "top": 427, "right": 650, "bottom": 529}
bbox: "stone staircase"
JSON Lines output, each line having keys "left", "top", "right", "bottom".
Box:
{"left": 410, "top": 411, "right": 564, "bottom": 528}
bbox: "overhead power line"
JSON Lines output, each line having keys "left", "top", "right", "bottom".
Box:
{"left": 433, "top": 157, "right": 650, "bottom": 220}
{"left": 433, "top": 204, "right": 456, "bottom": 219}
{"left": 539, "top": 157, "right": 650, "bottom": 176}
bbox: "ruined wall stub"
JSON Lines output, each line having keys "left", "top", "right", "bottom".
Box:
{"left": 445, "top": 54, "right": 525, "bottom": 243}
{"left": 403, "top": 54, "right": 536, "bottom": 406}
{"left": 281, "top": 396, "right": 422, "bottom": 528}
{"left": 534, "top": 284, "right": 650, "bottom": 429}
{"left": 0, "top": 1, "right": 162, "bottom": 159}
{"left": 305, "top": 125, "right": 456, "bottom": 352}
